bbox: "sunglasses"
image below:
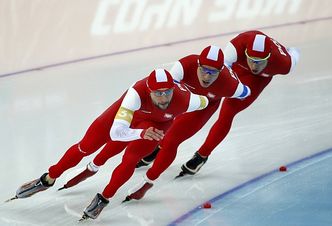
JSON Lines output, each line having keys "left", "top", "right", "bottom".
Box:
{"left": 245, "top": 49, "right": 271, "bottom": 63}
{"left": 152, "top": 88, "right": 174, "bottom": 97}
{"left": 247, "top": 58, "right": 268, "bottom": 65}
{"left": 198, "top": 64, "right": 221, "bottom": 76}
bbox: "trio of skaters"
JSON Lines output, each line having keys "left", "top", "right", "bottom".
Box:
{"left": 10, "top": 30, "right": 299, "bottom": 221}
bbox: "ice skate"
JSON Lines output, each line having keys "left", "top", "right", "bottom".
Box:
{"left": 58, "top": 163, "right": 97, "bottom": 191}
{"left": 123, "top": 179, "right": 153, "bottom": 203}
{"left": 176, "top": 152, "right": 208, "bottom": 178}
{"left": 136, "top": 158, "right": 153, "bottom": 168}
{"left": 136, "top": 146, "right": 160, "bottom": 168}
{"left": 7, "top": 173, "right": 55, "bottom": 202}
{"left": 79, "top": 193, "right": 109, "bottom": 221}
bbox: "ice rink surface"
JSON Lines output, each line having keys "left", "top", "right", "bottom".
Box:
{"left": 1, "top": 1, "right": 332, "bottom": 225}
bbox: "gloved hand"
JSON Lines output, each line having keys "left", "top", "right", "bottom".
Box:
{"left": 140, "top": 127, "right": 164, "bottom": 141}
{"left": 287, "top": 47, "right": 300, "bottom": 71}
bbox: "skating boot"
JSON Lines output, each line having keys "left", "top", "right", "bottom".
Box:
{"left": 123, "top": 176, "right": 153, "bottom": 202}
{"left": 58, "top": 162, "right": 98, "bottom": 190}
{"left": 176, "top": 152, "right": 208, "bottom": 178}
{"left": 7, "top": 173, "right": 55, "bottom": 201}
{"left": 80, "top": 193, "right": 109, "bottom": 221}
{"left": 136, "top": 146, "right": 160, "bottom": 168}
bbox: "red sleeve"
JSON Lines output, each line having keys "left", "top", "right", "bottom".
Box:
{"left": 270, "top": 39, "right": 292, "bottom": 75}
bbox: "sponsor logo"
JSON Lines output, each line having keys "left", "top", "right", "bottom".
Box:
{"left": 207, "top": 92, "right": 216, "bottom": 98}
{"left": 164, "top": 113, "right": 173, "bottom": 119}
{"left": 91, "top": 0, "right": 302, "bottom": 35}
{"left": 183, "top": 83, "right": 196, "bottom": 90}
{"left": 141, "top": 110, "right": 152, "bottom": 114}
{"left": 261, "top": 73, "right": 272, "bottom": 77}
{"left": 271, "top": 38, "right": 287, "bottom": 56}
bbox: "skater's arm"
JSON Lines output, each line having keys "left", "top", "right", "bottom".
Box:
{"left": 110, "top": 88, "right": 143, "bottom": 141}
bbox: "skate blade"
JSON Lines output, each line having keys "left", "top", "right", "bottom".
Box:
{"left": 174, "top": 171, "right": 187, "bottom": 179}
{"left": 78, "top": 214, "right": 89, "bottom": 222}
{"left": 122, "top": 196, "right": 132, "bottom": 203}
{"left": 5, "top": 196, "right": 18, "bottom": 203}
{"left": 58, "top": 186, "right": 67, "bottom": 191}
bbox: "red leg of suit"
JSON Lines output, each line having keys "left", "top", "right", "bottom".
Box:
{"left": 101, "top": 139, "right": 158, "bottom": 199}
{"left": 146, "top": 101, "right": 220, "bottom": 181}
{"left": 101, "top": 121, "right": 171, "bottom": 199}
{"left": 92, "top": 141, "right": 124, "bottom": 166}
{"left": 198, "top": 75, "right": 272, "bottom": 157}
{"left": 48, "top": 100, "right": 121, "bottom": 179}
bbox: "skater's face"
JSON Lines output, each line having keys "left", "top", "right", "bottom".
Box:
{"left": 197, "top": 64, "right": 221, "bottom": 88}
{"left": 245, "top": 49, "right": 270, "bottom": 75}
{"left": 150, "top": 88, "right": 174, "bottom": 110}
{"left": 246, "top": 57, "right": 268, "bottom": 74}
